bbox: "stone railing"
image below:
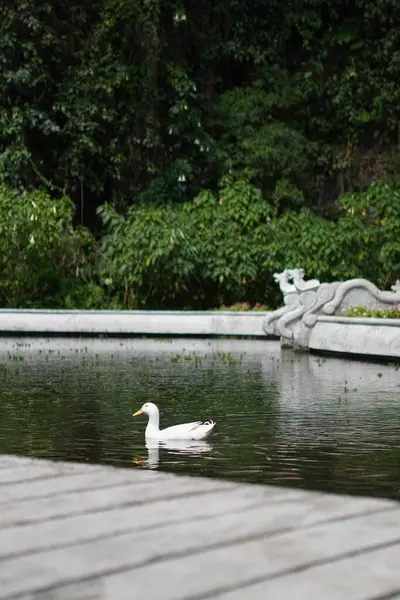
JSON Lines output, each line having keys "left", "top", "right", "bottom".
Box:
{"left": 263, "top": 269, "right": 400, "bottom": 351}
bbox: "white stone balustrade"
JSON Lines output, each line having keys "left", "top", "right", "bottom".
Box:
{"left": 263, "top": 269, "right": 400, "bottom": 358}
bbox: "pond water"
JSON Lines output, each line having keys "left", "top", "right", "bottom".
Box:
{"left": 0, "top": 337, "right": 399, "bottom": 499}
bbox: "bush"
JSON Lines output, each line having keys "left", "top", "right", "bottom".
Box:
{"left": 0, "top": 178, "right": 397, "bottom": 310}
{"left": 0, "top": 186, "right": 99, "bottom": 308}
{"left": 98, "top": 179, "right": 400, "bottom": 309}
{"left": 266, "top": 181, "right": 400, "bottom": 287}
{"left": 98, "top": 179, "right": 272, "bottom": 308}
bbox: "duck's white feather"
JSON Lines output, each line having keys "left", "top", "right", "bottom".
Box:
{"left": 133, "top": 402, "right": 216, "bottom": 441}
{"left": 147, "top": 419, "right": 216, "bottom": 441}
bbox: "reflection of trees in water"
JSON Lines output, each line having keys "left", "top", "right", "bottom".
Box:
{"left": 66, "top": 398, "right": 103, "bottom": 464}
{"left": 261, "top": 349, "right": 400, "bottom": 443}
{"left": 125, "top": 349, "right": 281, "bottom": 420}
{"left": 0, "top": 360, "right": 105, "bottom": 463}
{"left": 0, "top": 339, "right": 399, "bottom": 498}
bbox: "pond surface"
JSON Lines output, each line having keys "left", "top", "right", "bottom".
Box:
{"left": 0, "top": 337, "right": 399, "bottom": 499}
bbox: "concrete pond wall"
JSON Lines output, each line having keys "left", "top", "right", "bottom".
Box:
{"left": 0, "top": 270, "right": 398, "bottom": 360}
{"left": 309, "top": 316, "right": 400, "bottom": 359}
{"left": 0, "top": 309, "right": 271, "bottom": 338}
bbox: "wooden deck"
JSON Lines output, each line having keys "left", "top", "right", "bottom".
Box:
{"left": 0, "top": 455, "right": 400, "bottom": 599}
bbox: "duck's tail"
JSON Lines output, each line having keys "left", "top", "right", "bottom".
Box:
{"left": 199, "top": 420, "right": 216, "bottom": 439}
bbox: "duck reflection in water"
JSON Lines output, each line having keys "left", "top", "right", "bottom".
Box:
{"left": 133, "top": 439, "right": 213, "bottom": 469}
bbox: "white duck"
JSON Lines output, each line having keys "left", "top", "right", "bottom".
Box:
{"left": 132, "top": 402, "right": 216, "bottom": 440}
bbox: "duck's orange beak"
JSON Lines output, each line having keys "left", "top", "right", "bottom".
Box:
{"left": 132, "top": 408, "right": 143, "bottom": 417}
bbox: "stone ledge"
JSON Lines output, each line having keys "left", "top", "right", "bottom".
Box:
{"left": 0, "top": 310, "right": 272, "bottom": 338}
{"left": 309, "top": 318, "right": 400, "bottom": 359}
{"left": 317, "top": 315, "right": 400, "bottom": 327}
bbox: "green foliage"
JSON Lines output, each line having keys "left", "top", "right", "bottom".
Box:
{"left": 3, "top": 0, "right": 400, "bottom": 212}
{"left": 98, "top": 179, "right": 400, "bottom": 309}
{"left": 212, "top": 88, "right": 314, "bottom": 204}
{"left": 346, "top": 306, "right": 400, "bottom": 319}
{"left": 0, "top": 177, "right": 398, "bottom": 311}
{"left": 2, "top": 2, "right": 400, "bottom": 309}
{"left": 98, "top": 178, "right": 272, "bottom": 308}
{"left": 267, "top": 181, "right": 400, "bottom": 288}
{"left": 337, "top": 181, "right": 400, "bottom": 283}
{"left": 0, "top": 186, "right": 98, "bottom": 308}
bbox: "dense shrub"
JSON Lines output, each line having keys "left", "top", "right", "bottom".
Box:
{"left": 0, "top": 186, "right": 99, "bottom": 308}
{"left": 98, "top": 179, "right": 272, "bottom": 308}
{"left": 98, "top": 179, "right": 400, "bottom": 309}
{"left": 0, "top": 178, "right": 398, "bottom": 309}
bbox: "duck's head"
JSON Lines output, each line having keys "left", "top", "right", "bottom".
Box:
{"left": 132, "top": 402, "right": 159, "bottom": 418}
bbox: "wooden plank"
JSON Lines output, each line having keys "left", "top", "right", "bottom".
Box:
{"left": 1, "top": 482, "right": 384, "bottom": 559}
{"left": 0, "top": 500, "right": 399, "bottom": 598}
{"left": 0, "top": 456, "right": 98, "bottom": 470}
{"left": 0, "top": 488, "right": 289, "bottom": 559}
{"left": 0, "top": 456, "right": 399, "bottom": 600}
{"left": 0, "top": 464, "right": 389, "bottom": 530}
{"left": 0, "top": 468, "right": 167, "bottom": 504}
{"left": 216, "top": 543, "right": 400, "bottom": 600}
{"left": 29, "top": 543, "right": 400, "bottom": 600}
{"left": 0, "top": 462, "right": 102, "bottom": 485}
{"left": 34, "top": 510, "right": 400, "bottom": 600}
{"left": 0, "top": 456, "right": 99, "bottom": 471}
{"left": 0, "top": 477, "right": 240, "bottom": 529}
{"left": 0, "top": 456, "right": 27, "bottom": 469}
{"left": 0, "top": 456, "right": 61, "bottom": 467}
